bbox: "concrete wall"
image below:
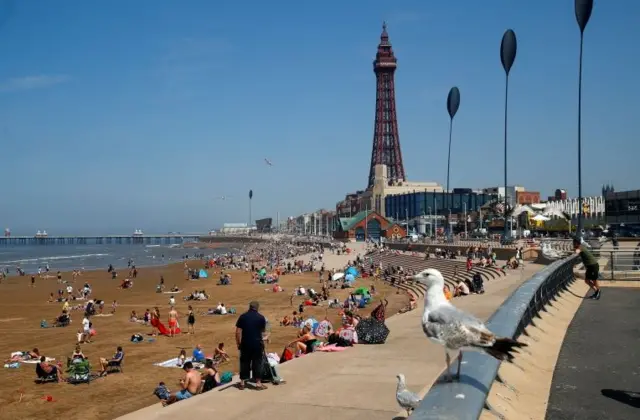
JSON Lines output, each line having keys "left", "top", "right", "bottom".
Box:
{"left": 385, "top": 242, "right": 519, "bottom": 261}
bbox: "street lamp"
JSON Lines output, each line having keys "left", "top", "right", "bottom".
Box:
{"left": 248, "top": 189, "right": 253, "bottom": 232}
{"left": 575, "top": 0, "right": 594, "bottom": 240}
{"left": 463, "top": 202, "right": 468, "bottom": 237}
{"left": 446, "top": 87, "right": 461, "bottom": 241}
{"left": 500, "top": 29, "right": 517, "bottom": 240}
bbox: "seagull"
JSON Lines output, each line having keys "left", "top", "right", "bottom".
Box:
{"left": 412, "top": 268, "right": 527, "bottom": 382}
{"left": 396, "top": 373, "right": 421, "bottom": 417}
{"left": 264, "top": 158, "right": 273, "bottom": 166}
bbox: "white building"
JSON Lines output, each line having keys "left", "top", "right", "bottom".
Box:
{"left": 220, "top": 223, "right": 253, "bottom": 235}
{"left": 544, "top": 196, "right": 605, "bottom": 219}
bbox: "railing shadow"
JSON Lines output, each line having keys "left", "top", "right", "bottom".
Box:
{"left": 601, "top": 389, "right": 640, "bottom": 409}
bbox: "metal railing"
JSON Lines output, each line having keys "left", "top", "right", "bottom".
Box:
{"left": 409, "top": 254, "right": 579, "bottom": 420}
{"left": 596, "top": 250, "right": 640, "bottom": 280}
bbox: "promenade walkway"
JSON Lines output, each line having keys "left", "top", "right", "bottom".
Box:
{"left": 546, "top": 286, "right": 640, "bottom": 420}
{"left": 117, "top": 264, "right": 541, "bottom": 420}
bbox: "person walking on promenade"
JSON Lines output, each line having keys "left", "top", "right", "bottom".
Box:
{"left": 235, "top": 301, "right": 267, "bottom": 390}
{"left": 574, "top": 238, "right": 601, "bottom": 300}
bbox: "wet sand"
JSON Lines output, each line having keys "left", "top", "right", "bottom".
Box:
{"left": 0, "top": 260, "right": 406, "bottom": 419}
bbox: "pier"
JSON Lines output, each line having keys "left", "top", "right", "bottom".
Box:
{"left": 0, "top": 234, "right": 202, "bottom": 246}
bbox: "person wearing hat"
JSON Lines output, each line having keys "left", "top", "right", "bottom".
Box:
{"left": 573, "top": 238, "right": 601, "bottom": 300}
{"left": 235, "top": 301, "right": 267, "bottom": 390}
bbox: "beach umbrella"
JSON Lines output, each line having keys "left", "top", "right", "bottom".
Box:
{"left": 304, "top": 318, "right": 319, "bottom": 333}
{"left": 355, "top": 318, "right": 389, "bottom": 344}
{"left": 315, "top": 320, "right": 333, "bottom": 338}
{"left": 331, "top": 272, "right": 345, "bottom": 281}
{"left": 354, "top": 287, "right": 369, "bottom": 296}
{"left": 345, "top": 267, "right": 358, "bottom": 277}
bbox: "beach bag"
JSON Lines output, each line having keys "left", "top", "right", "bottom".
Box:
{"left": 280, "top": 348, "right": 293, "bottom": 363}
{"left": 153, "top": 384, "right": 171, "bottom": 400}
{"left": 130, "top": 334, "right": 143, "bottom": 343}
{"left": 338, "top": 327, "right": 358, "bottom": 344}
{"left": 40, "top": 320, "right": 49, "bottom": 328}
{"left": 228, "top": 308, "right": 236, "bottom": 314}
{"left": 220, "top": 371, "right": 233, "bottom": 384}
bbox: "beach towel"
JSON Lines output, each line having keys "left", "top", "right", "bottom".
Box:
{"left": 153, "top": 357, "right": 204, "bottom": 369}
{"left": 22, "top": 357, "right": 55, "bottom": 364}
{"left": 163, "top": 290, "right": 183, "bottom": 294}
{"left": 316, "top": 344, "right": 348, "bottom": 352}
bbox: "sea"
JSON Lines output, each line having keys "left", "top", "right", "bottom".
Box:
{"left": 0, "top": 243, "right": 234, "bottom": 274}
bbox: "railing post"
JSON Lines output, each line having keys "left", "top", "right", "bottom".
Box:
{"left": 610, "top": 251, "right": 614, "bottom": 281}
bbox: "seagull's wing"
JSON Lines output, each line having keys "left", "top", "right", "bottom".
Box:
{"left": 426, "top": 304, "right": 495, "bottom": 349}
{"left": 396, "top": 388, "right": 421, "bottom": 409}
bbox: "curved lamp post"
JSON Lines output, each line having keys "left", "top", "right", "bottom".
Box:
{"left": 575, "top": 0, "right": 594, "bottom": 240}
{"left": 446, "top": 87, "right": 461, "bottom": 240}
{"left": 248, "top": 189, "right": 253, "bottom": 230}
{"left": 500, "top": 29, "right": 517, "bottom": 240}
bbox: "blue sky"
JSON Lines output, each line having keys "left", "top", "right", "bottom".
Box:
{"left": 0, "top": 0, "right": 637, "bottom": 234}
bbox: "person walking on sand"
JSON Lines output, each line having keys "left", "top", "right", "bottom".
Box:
{"left": 187, "top": 305, "right": 196, "bottom": 335}
{"left": 168, "top": 307, "right": 178, "bottom": 337}
{"left": 574, "top": 238, "right": 601, "bottom": 300}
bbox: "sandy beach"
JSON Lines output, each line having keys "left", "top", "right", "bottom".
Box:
{"left": 0, "top": 246, "right": 407, "bottom": 420}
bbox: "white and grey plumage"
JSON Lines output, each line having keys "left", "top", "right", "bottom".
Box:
{"left": 412, "top": 268, "right": 527, "bottom": 382}
{"left": 396, "top": 373, "right": 421, "bottom": 416}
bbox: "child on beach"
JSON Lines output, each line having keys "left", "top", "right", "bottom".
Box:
{"left": 111, "top": 300, "right": 118, "bottom": 314}
{"left": 177, "top": 349, "right": 187, "bottom": 367}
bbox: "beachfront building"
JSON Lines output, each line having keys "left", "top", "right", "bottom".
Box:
{"left": 287, "top": 210, "right": 336, "bottom": 236}
{"left": 384, "top": 190, "right": 497, "bottom": 233}
{"left": 333, "top": 210, "right": 407, "bottom": 242}
{"left": 219, "top": 223, "right": 253, "bottom": 235}
{"left": 605, "top": 189, "right": 640, "bottom": 228}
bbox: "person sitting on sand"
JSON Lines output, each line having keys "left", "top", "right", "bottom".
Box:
{"left": 280, "top": 315, "right": 291, "bottom": 326}
{"left": 162, "top": 361, "right": 202, "bottom": 406}
{"left": 286, "top": 325, "right": 318, "bottom": 355}
{"left": 99, "top": 346, "right": 124, "bottom": 376}
{"left": 192, "top": 344, "right": 206, "bottom": 363}
{"left": 170, "top": 285, "right": 180, "bottom": 292}
{"left": 213, "top": 342, "right": 229, "bottom": 363}
{"left": 201, "top": 359, "right": 220, "bottom": 392}
{"left": 130, "top": 310, "right": 138, "bottom": 322}
{"left": 39, "top": 355, "right": 63, "bottom": 382}
{"left": 71, "top": 345, "right": 85, "bottom": 362}
{"left": 169, "top": 296, "right": 176, "bottom": 306}
{"left": 177, "top": 349, "right": 187, "bottom": 367}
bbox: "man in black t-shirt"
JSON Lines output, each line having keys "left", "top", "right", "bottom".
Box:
{"left": 235, "top": 301, "right": 267, "bottom": 390}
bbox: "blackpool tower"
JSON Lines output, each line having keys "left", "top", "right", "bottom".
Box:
{"left": 367, "top": 22, "right": 406, "bottom": 189}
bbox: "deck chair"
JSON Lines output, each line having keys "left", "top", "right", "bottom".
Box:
{"left": 67, "top": 359, "right": 91, "bottom": 384}
{"left": 35, "top": 364, "right": 58, "bottom": 384}
{"left": 106, "top": 354, "right": 124, "bottom": 373}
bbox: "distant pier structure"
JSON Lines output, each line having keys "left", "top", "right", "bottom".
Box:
{"left": 0, "top": 234, "right": 201, "bottom": 246}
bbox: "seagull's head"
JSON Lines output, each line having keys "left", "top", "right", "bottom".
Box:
{"left": 396, "top": 373, "right": 406, "bottom": 385}
{"left": 413, "top": 268, "right": 445, "bottom": 289}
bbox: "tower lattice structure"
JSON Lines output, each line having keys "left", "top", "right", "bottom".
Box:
{"left": 367, "top": 22, "right": 406, "bottom": 189}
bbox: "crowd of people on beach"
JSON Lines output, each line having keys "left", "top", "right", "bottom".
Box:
{"left": 1, "top": 233, "right": 520, "bottom": 417}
